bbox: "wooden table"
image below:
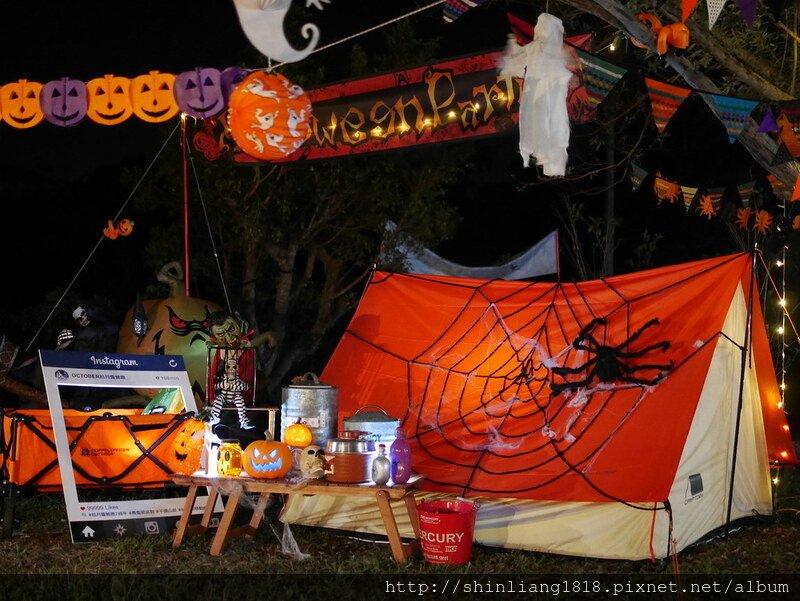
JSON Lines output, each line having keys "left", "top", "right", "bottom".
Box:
{"left": 171, "top": 473, "right": 425, "bottom": 563}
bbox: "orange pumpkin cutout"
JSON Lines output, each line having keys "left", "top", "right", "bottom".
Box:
{"left": 166, "top": 417, "right": 206, "bottom": 475}
{"left": 0, "top": 79, "right": 44, "bottom": 128}
{"left": 227, "top": 71, "right": 311, "bottom": 161}
{"left": 283, "top": 418, "right": 313, "bottom": 448}
{"left": 242, "top": 440, "right": 293, "bottom": 479}
{"left": 131, "top": 70, "right": 179, "bottom": 123}
{"left": 87, "top": 74, "right": 133, "bottom": 125}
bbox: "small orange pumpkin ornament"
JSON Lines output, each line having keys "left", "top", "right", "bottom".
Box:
{"left": 227, "top": 71, "right": 311, "bottom": 161}
{"left": 166, "top": 416, "right": 207, "bottom": 475}
{"left": 0, "top": 79, "right": 44, "bottom": 128}
{"left": 131, "top": 70, "right": 179, "bottom": 123}
{"left": 87, "top": 74, "right": 133, "bottom": 125}
{"left": 242, "top": 440, "right": 293, "bottom": 478}
{"left": 283, "top": 418, "right": 313, "bottom": 448}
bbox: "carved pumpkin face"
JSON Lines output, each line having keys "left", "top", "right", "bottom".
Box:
{"left": 87, "top": 74, "right": 133, "bottom": 125}
{"left": 242, "top": 440, "right": 292, "bottom": 479}
{"left": 131, "top": 70, "right": 179, "bottom": 123}
{"left": 117, "top": 218, "right": 134, "bottom": 236}
{"left": 1, "top": 79, "right": 44, "bottom": 128}
{"left": 228, "top": 71, "right": 311, "bottom": 161}
{"left": 175, "top": 67, "right": 225, "bottom": 118}
{"left": 42, "top": 77, "right": 88, "bottom": 127}
{"left": 117, "top": 295, "right": 222, "bottom": 398}
{"left": 167, "top": 417, "right": 206, "bottom": 475}
{"left": 284, "top": 419, "right": 313, "bottom": 448}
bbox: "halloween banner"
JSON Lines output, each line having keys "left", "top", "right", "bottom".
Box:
{"left": 196, "top": 36, "right": 593, "bottom": 164}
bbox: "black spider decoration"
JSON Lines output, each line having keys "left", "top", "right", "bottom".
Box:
{"left": 550, "top": 317, "right": 673, "bottom": 395}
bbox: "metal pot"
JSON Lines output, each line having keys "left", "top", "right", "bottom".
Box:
{"left": 343, "top": 405, "right": 400, "bottom": 446}
{"left": 280, "top": 372, "right": 337, "bottom": 446}
{"left": 324, "top": 431, "right": 375, "bottom": 483}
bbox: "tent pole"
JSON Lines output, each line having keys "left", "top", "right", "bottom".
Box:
{"left": 181, "top": 115, "right": 191, "bottom": 297}
{"left": 724, "top": 251, "right": 757, "bottom": 536}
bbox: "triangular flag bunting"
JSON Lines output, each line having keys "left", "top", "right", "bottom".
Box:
{"left": 736, "top": 181, "right": 755, "bottom": 207}
{"left": 645, "top": 78, "right": 693, "bottom": 135}
{"left": 578, "top": 50, "right": 628, "bottom": 108}
{"left": 699, "top": 92, "right": 759, "bottom": 143}
{"left": 697, "top": 187, "right": 725, "bottom": 218}
{"left": 630, "top": 163, "right": 649, "bottom": 190}
{"left": 654, "top": 174, "right": 681, "bottom": 204}
{"left": 682, "top": 0, "right": 701, "bottom": 21}
{"left": 758, "top": 108, "right": 779, "bottom": 133}
{"left": 777, "top": 110, "right": 800, "bottom": 157}
{"left": 444, "top": 0, "right": 489, "bottom": 23}
{"left": 706, "top": 0, "right": 729, "bottom": 29}
{"left": 681, "top": 185, "right": 699, "bottom": 209}
{"left": 734, "top": 0, "right": 757, "bottom": 28}
{"left": 766, "top": 173, "right": 785, "bottom": 191}
{"left": 792, "top": 175, "right": 800, "bottom": 202}
{"left": 708, "top": 186, "right": 726, "bottom": 213}
{"left": 772, "top": 143, "right": 793, "bottom": 166}
{"left": 753, "top": 210, "right": 773, "bottom": 233}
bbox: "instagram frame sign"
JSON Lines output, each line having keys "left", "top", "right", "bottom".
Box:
{"left": 39, "top": 350, "right": 218, "bottom": 543}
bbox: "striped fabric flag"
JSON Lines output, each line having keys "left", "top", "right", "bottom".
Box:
{"left": 577, "top": 50, "right": 627, "bottom": 108}
{"left": 766, "top": 173, "right": 785, "bottom": 191}
{"left": 736, "top": 181, "right": 755, "bottom": 208}
{"left": 630, "top": 163, "right": 649, "bottom": 190}
{"left": 708, "top": 186, "right": 726, "bottom": 213}
{"left": 443, "top": 0, "right": 489, "bottom": 23}
{"left": 654, "top": 174, "right": 681, "bottom": 204}
{"left": 681, "top": 185, "right": 699, "bottom": 210}
{"left": 698, "top": 92, "right": 759, "bottom": 143}
{"left": 645, "top": 78, "right": 693, "bottom": 136}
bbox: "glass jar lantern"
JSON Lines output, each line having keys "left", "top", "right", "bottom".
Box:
{"left": 217, "top": 440, "right": 244, "bottom": 477}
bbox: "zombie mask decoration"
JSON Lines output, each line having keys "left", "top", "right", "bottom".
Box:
{"left": 175, "top": 67, "right": 225, "bottom": 118}
{"left": 0, "top": 79, "right": 44, "bottom": 128}
{"left": 42, "top": 77, "right": 88, "bottom": 127}
{"left": 131, "top": 70, "right": 179, "bottom": 123}
{"left": 87, "top": 74, "right": 133, "bottom": 125}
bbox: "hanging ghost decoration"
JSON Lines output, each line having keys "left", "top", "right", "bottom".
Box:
{"left": 175, "top": 67, "right": 226, "bottom": 118}
{"left": 500, "top": 13, "right": 572, "bottom": 176}
{"left": 42, "top": 77, "right": 88, "bottom": 127}
{"left": 232, "top": 0, "right": 322, "bottom": 63}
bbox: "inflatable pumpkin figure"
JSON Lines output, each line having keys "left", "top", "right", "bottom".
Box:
{"left": 116, "top": 262, "right": 222, "bottom": 402}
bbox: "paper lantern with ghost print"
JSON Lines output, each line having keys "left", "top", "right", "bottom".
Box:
{"left": 87, "top": 74, "right": 133, "bottom": 125}
{"left": 175, "top": 67, "right": 225, "bottom": 118}
{"left": 227, "top": 71, "right": 311, "bottom": 161}
{"left": 131, "top": 70, "right": 179, "bottom": 123}
{"left": 42, "top": 77, "right": 88, "bottom": 126}
{"left": 1, "top": 79, "right": 44, "bottom": 128}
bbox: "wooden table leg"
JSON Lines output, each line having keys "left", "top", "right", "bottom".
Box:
{"left": 376, "top": 489, "right": 408, "bottom": 563}
{"left": 200, "top": 487, "right": 219, "bottom": 528}
{"left": 403, "top": 493, "right": 421, "bottom": 555}
{"left": 248, "top": 491, "right": 271, "bottom": 532}
{"left": 209, "top": 485, "right": 242, "bottom": 556}
{"left": 172, "top": 484, "right": 199, "bottom": 548}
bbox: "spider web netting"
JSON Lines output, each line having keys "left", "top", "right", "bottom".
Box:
{"left": 321, "top": 253, "right": 793, "bottom": 504}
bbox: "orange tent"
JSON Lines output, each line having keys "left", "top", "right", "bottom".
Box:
{"left": 283, "top": 252, "right": 796, "bottom": 559}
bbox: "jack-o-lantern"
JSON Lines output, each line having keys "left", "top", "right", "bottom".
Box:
{"left": 242, "top": 440, "right": 292, "bottom": 479}
{"left": 283, "top": 418, "right": 313, "bottom": 448}
{"left": 227, "top": 71, "right": 311, "bottom": 161}
{"left": 167, "top": 416, "right": 207, "bottom": 475}
{"left": 87, "top": 74, "right": 133, "bottom": 125}
{"left": 1, "top": 79, "right": 44, "bottom": 128}
{"left": 42, "top": 77, "right": 88, "bottom": 127}
{"left": 131, "top": 70, "right": 179, "bottom": 123}
{"left": 175, "top": 67, "right": 226, "bottom": 118}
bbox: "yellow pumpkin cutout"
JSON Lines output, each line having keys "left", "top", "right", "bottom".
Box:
{"left": 131, "top": 70, "right": 179, "bottom": 123}
{"left": 1, "top": 79, "right": 44, "bottom": 128}
{"left": 242, "top": 440, "right": 293, "bottom": 479}
{"left": 87, "top": 74, "right": 133, "bottom": 125}
{"left": 166, "top": 417, "right": 206, "bottom": 475}
{"left": 283, "top": 418, "right": 313, "bottom": 448}
{"left": 227, "top": 71, "right": 311, "bottom": 161}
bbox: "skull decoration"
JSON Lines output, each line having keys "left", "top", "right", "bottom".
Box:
{"left": 72, "top": 306, "right": 90, "bottom": 328}
{"left": 298, "top": 444, "right": 326, "bottom": 479}
{"left": 41, "top": 77, "right": 88, "bottom": 127}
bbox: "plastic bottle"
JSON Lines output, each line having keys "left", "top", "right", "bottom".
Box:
{"left": 389, "top": 427, "right": 412, "bottom": 484}
{"left": 371, "top": 444, "right": 391, "bottom": 486}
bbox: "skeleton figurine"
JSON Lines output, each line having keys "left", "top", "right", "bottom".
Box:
{"left": 211, "top": 358, "right": 253, "bottom": 429}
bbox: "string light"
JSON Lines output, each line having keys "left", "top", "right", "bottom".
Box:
{"left": 773, "top": 476, "right": 780, "bottom": 485}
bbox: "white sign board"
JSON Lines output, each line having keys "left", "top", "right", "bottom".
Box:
{"left": 39, "top": 350, "right": 220, "bottom": 543}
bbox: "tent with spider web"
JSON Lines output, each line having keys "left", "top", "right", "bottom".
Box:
{"left": 281, "top": 252, "right": 796, "bottom": 560}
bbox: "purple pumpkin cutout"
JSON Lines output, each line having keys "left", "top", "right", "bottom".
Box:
{"left": 42, "top": 77, "right": 88, "bottom": 126}
{"left": 175, "top": 67, "right": 225, "bottom": 118}
{"left": 221, "top": 66, "right": 248, "bottom": 102}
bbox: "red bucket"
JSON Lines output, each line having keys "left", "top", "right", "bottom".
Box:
{"left": 417, "top": 499, "right": 478, "bottom": 565}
